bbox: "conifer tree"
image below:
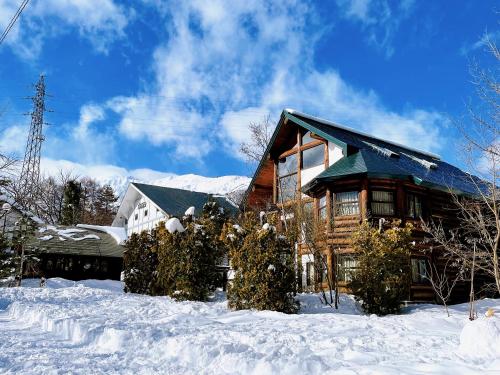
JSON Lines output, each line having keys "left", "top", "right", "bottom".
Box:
{"left": 349, "top": 220, "right": 413, "bottom": 315}
{"left": 61, "top": 180, "right": 82, "bottom": 225}
{"left": 153, "top": 201, "right": 229, "bottom": 301}
{"left": 225, "top": 213, "right": 298, "bottom": 313}
{"left": 123, "top": 230, "right": 158, "bottom": 294}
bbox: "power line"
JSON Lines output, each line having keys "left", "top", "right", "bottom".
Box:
{"left": 0, "top": 0, "right": 30, "bottom": 46}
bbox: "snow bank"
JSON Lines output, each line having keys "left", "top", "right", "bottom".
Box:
{"left": 458, "top": 316, "right": 500, "bottom": 359}
{"left": 77, "top": 224, "right": 127, "bottom": 245}
{"left": 165, "top": 217, "right": 185, "bottom": 233}
{"left": 1, "top": 279, "right": 499, "bottom": 374}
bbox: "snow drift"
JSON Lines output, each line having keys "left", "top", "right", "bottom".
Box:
{"left": 0, "top": 279, "right": 499, "bottom": 374}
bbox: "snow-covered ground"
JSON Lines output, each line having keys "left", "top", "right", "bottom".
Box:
{"left": 0, "top": 279, "right": 499, "bottom": 375}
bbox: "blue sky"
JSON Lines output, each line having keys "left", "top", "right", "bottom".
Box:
{"left": 0, "top": 0, "right": 498, "bottom": 182}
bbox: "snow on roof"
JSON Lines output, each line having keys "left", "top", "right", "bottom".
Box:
{"left": 0, "top": 193, "right": 45, "bottom": 225}
{"left": 76, "top": 224, "right": 127, "bottom": 245}
{"left": 362, "top": 141, "right": 399, "bottom": 158}
{"left": 284, "top": 108, "right": 441, "bottom": 160}
{"left": 37, "top": 226, "right": 102, "bottom": 241}
{"left": 401, "top": 152, "right": 438, "bottom": 170}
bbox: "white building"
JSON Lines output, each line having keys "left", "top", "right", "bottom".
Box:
{"left": 112, "top": 182, "right": 237, "bottom": 237}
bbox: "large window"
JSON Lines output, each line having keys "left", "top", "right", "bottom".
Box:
{"left": 278, "top": 153, "right": 297, "bottom": 202}
{"left": 407, "top": 193, "right": 423, "bottom": 219}
{"left": 411, "top": 258, "right": 428, "bottom": 284}
{"left": 337, "top": 255, "right": 358, "bottom": 282}
{"left": 302, "top": 145, "right": 324, "bottom": 169}
{"left": 334, "top": 191, "right": 359, "bottom": 216}
{"left": 302, "top": 131, "right": 315, "bottom": 144}
{"left": 371, "top": 190, "right": 395, "bottom": 216}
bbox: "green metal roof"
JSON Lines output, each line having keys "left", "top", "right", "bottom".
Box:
{"left": 302, "top": 149, "right": 412, "bottom": 193}
{"left": 132, "top": 183, "right": 238, "bottom": 217}
{"left": 243, "top": 109, "right": 485, "bottom": 201}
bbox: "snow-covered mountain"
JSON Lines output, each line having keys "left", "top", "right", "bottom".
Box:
{"left": 97, "top": 173, "right": 251, "bottom": 199}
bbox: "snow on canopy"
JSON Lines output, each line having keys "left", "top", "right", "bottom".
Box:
{"left": 165, "top": 218, "right": 185, "bottom": 233}
{"left": 77, "top": 224, "right": 127, "bottom": 245}
{"left": 185, "top": 206, "right": 195, "bottom": 216}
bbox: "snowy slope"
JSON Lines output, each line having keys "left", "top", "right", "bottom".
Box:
{"left": 0, "top": 279, "right": 499, "bottom": 374}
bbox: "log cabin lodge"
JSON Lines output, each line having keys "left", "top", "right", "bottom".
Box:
{"left": 242, "top": 109, "right": 484, "bottom": 302}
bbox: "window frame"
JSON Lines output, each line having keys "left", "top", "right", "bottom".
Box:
{"left": 370, "top": 190, "right": 396, "bottom": 216}
{"left": 411, "top": 258, "right": 429, "bottom": 284}
{"left": 406, "top": 192, "right": 423, "bottom": 219}
{"left": 301, "top": 143, "right": 325, "bottom": 170}
{"left": 334, "top": 191, "right": 360, "bottom": 216}
{"left": 337, "top": 255, "right": 359, "bottom": 283}
{"left": 318, "top": 194, "right": 327, "bottom": 221}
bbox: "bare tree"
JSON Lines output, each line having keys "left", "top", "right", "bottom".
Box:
{"left": 424, "top": 254, "right": 461, "bottom": 317}
{"left": 35, "top": 170, "right": 76, "bottom": 224}
{"left": 421, "top": 36, "right": 500, "bottom": 307}
{"left": 239, "top": 115, "right": 274, "bottom": 165}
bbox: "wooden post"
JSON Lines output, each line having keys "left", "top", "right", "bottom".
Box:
{"left": 360, "top": 178, "right": 368, "bottom": 220}
{"left": 326, "top": 187, "right": 332, "bottom": 234}
{"left": 273, "top": 160, "right": 277, "bottom": 204}
{"left": 297, "top": 129, "right": 301, "bottom": 198}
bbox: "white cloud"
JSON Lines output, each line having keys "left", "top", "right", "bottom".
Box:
{"left": 0, "top": 124, "right": 27, "bottom": 155}
{"left": 0, "top": 0, "right": 132, "bottom": 58}
{"left": 335, "top": 0, "right": 415, "bottom": 58}
{"left": 13, "top": 1, "right": 447, "bottom": 169}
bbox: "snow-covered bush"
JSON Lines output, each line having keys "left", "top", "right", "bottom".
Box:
{"left": 122, "top": 231, "right": 158, "bottom": 294}
{"left": 153, "top": 200, "right": 229, "bottom": 301}
{"left": 225, "top": 212, "right": 298, "bottom": 314}
{"left": 349, "top": 220, "right": 413, "bottom": 315}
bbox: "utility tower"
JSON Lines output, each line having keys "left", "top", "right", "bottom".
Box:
{"left": 19, "top": 75, "right": 46, "bottom": 210}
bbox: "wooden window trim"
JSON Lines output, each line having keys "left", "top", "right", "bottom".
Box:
{"left": 278, "top": 140, "right": 324, "bottom": 159}
{"left": 370, "top": 189, "right": 396, "bottom": 217}
{"left": 406, "top": 192, "right": 423, "bottom": 219}
{"left": 334, "top": 191, "right": 360, "bottom": 217}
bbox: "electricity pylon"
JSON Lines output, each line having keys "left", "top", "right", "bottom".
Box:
{"left": 18, "top": 75, "right": 46, "bottom": 210}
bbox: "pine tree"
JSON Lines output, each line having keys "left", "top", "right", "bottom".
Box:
{"left": 225, "top": 213, "right": 298, "bottom": 313}
{"left": 349, "top": 220, "right": 413, "bottom": 315}
{"left": 95, "top": 184, "right": 118, "bottom": 225}
{"left": 0, "top": 232, "right": 18, "bottom": 283}
{"left": 61, "top": 180, "right": 82, "bottom": 225}
{"left": 153, "top": 201, "right": 229, "bottom": 301}
{"left": 123, "top": 230, "right": 158, "bottom": 294}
